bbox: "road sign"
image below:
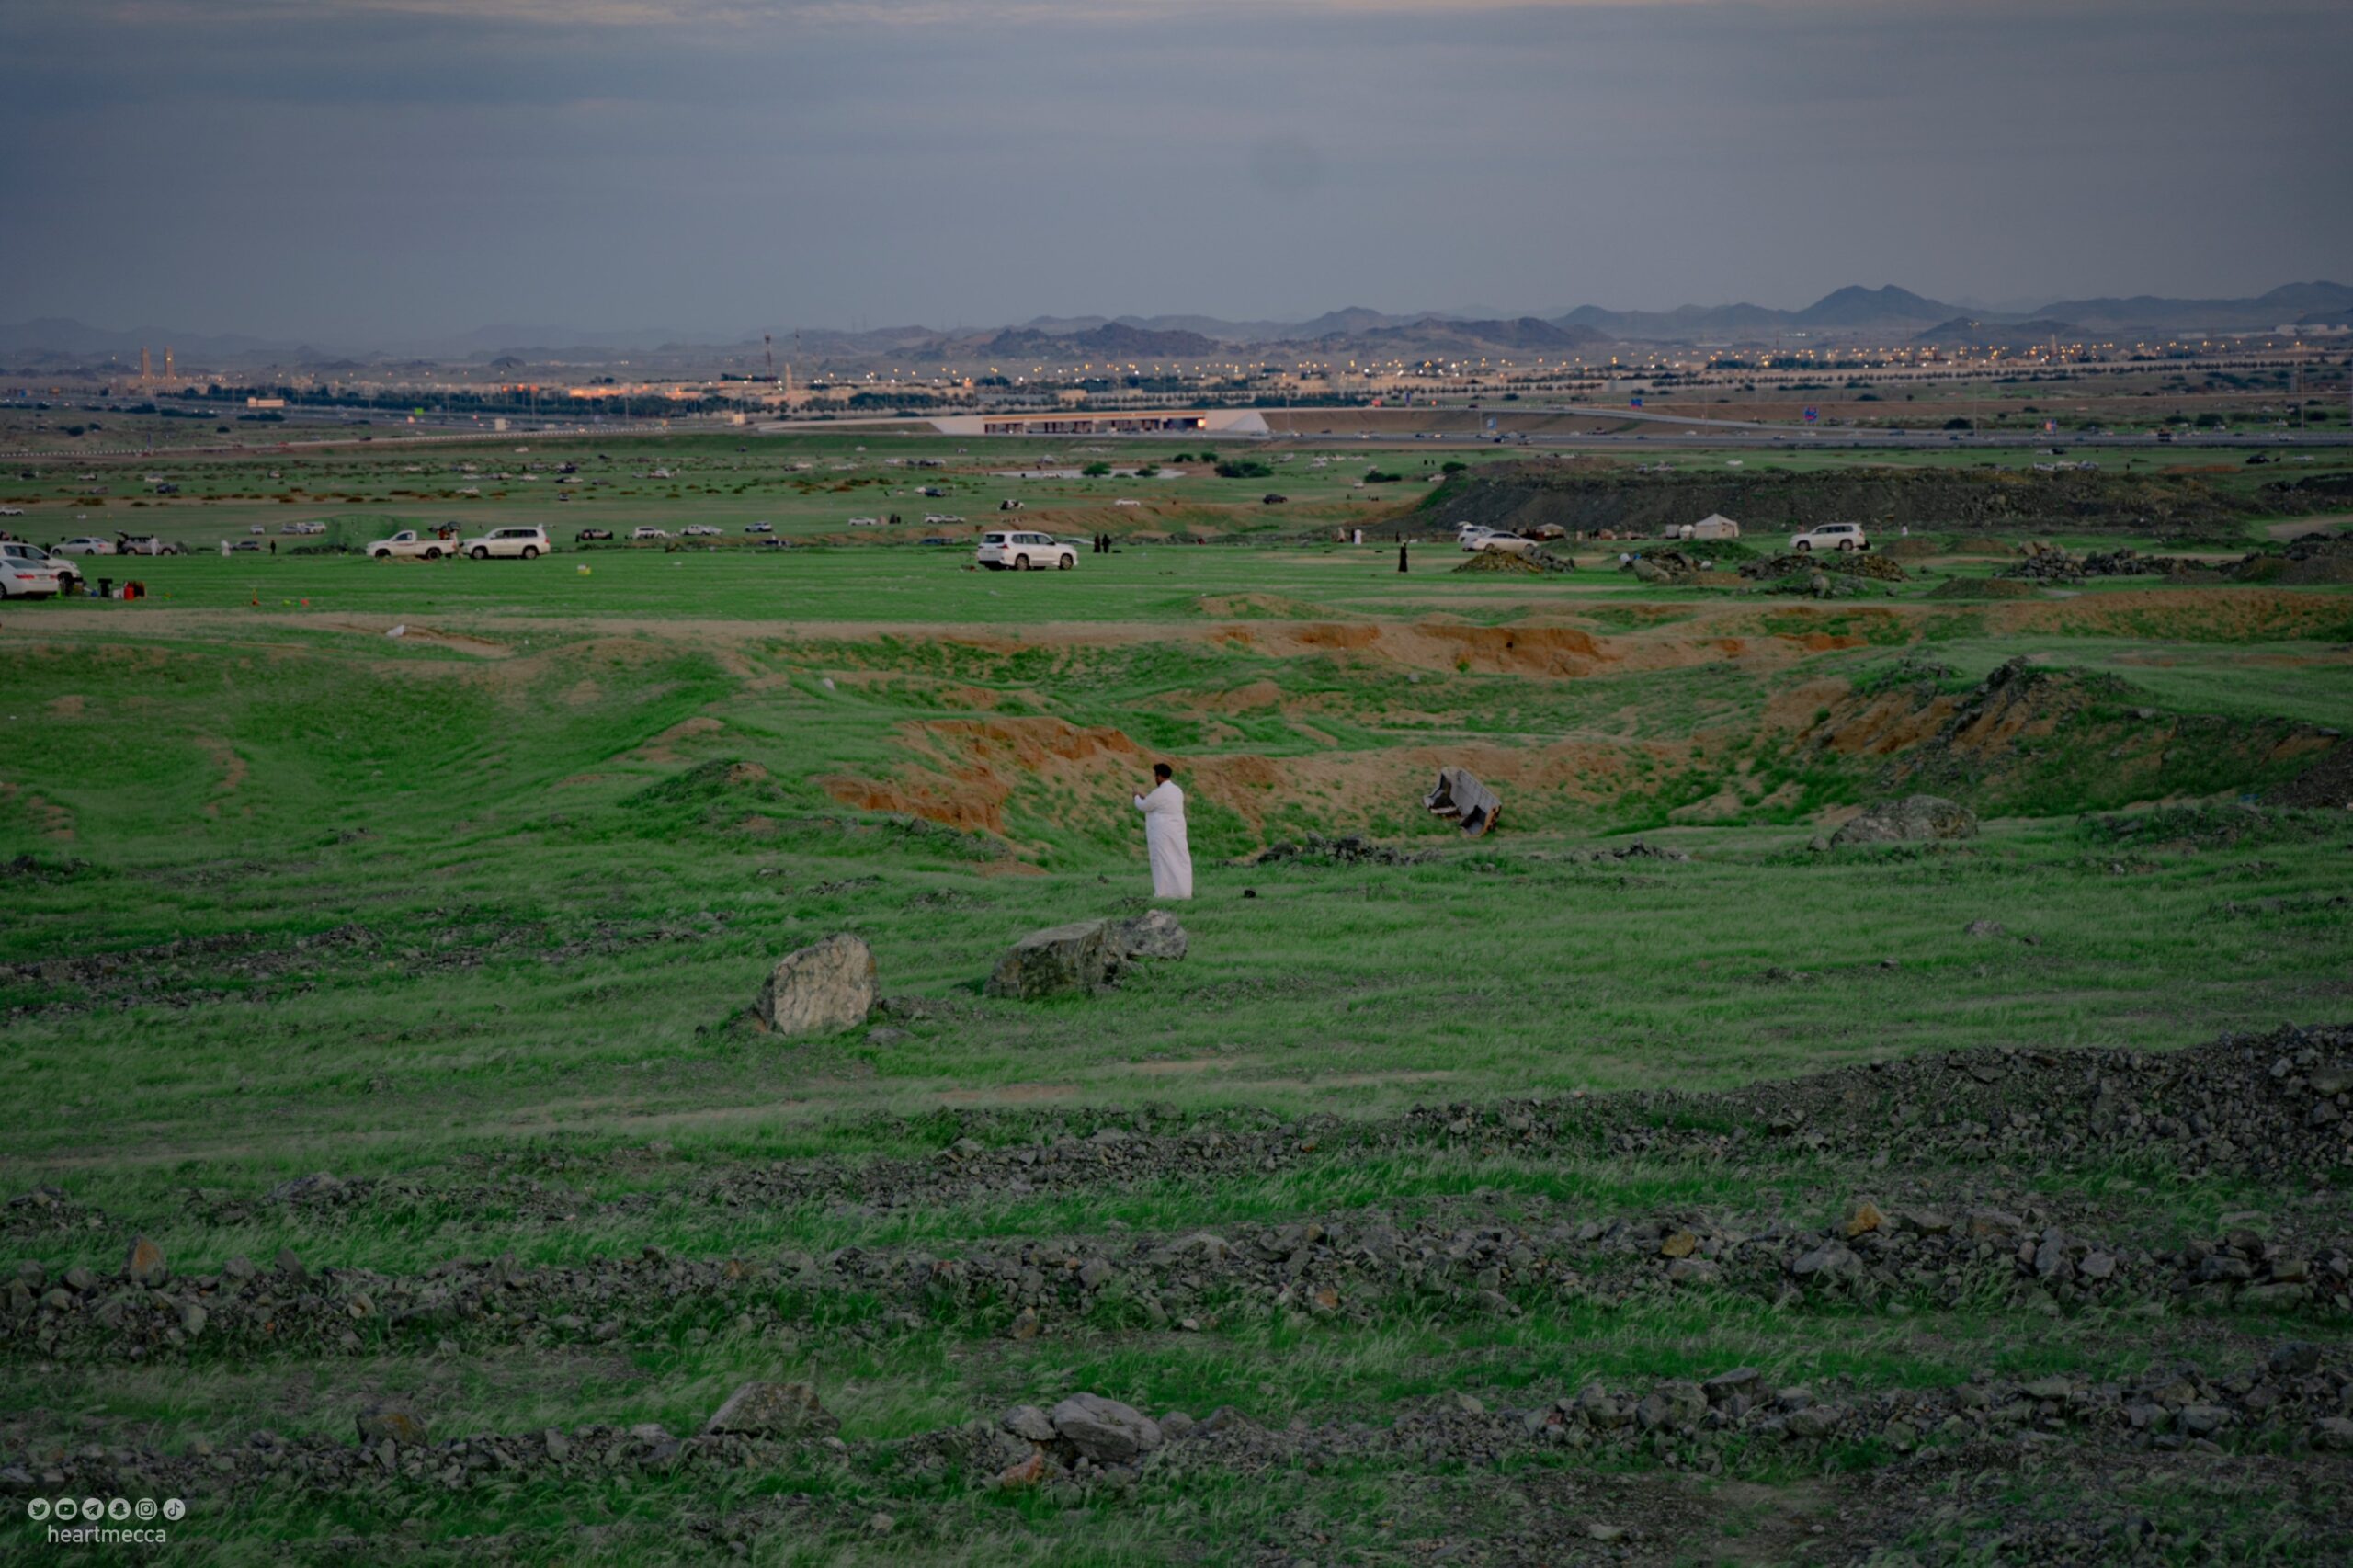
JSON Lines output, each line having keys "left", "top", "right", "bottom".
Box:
{"left": 1630, "top": 395, "right": 1643, "bottom": 409}
{"left": 1802, "top": 406, "right": 1818, "bottom": 424}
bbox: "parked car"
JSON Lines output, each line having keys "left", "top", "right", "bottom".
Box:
{"left": 631, "top": 526, "right": 669, "bottom": 540}
{"left": 1789, "top": 523, "right": 1867, "bottom": 553}
{"left": 461, "top": 526, "right": 551, "bottom": 560}
{"left": 574, "top": 528, "right": 614, "bottom": 542}
{"left": 231, "top": 540, "right": 262, "bottom": 552}
{"left": 0, "top": 545, "right": 65, "bottom": 598}
{"left": 847, "top": 517, "right": 881, "bottom": 528}
{"left": 368, "top": 529, "right": 460, "bottom": 561}
{"left": 744, "top": 521, "right": 774, "bottom": 534}
{"left": 682, "top": 524, "right": 722, "bottom": 537}
{"left": 977, "top": 530, "right": 1075, "bottom": 571}
{"left": 54, "top": 537, "right": 115, "bottom": 556}
{"left": 119, "top": 535, "right": 182, "bottom": 557}
{"left": 0, "top": 506, "right": 26, "bottom": 517}
{"left": 2, "top": 541, "right": 72, "bottom": 595}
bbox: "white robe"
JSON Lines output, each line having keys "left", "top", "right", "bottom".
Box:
{"left": 1133, "top": 781, "right": 1193, "bottom": 900}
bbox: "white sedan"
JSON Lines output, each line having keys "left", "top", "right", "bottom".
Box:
{"left": 631, "top": 526, "right": 669, "bottom": 540}
{"left": 53, "top": 537, "right": 115, "bottom": 556}
{"left": 0, "top": 545, "right": 67, "bottom": 598}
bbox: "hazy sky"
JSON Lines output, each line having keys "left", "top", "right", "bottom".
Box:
{"left": 4, "top": 0, "right": 2347, "bottom": 346}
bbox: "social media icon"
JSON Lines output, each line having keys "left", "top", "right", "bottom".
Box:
{"left": 108, "top": 1497, "right": 131, "bottom": 1521}
{"left": 51, "top": 1498, "right": 76, "bottom": 1522}
{"left": 135, "top": 1498, "right": 156, "bottom": 1521}
{"left": 26, "top": 1499, "right": 50, "bottom": 1522}
{"left": 81, "top": 1498, "right": 102, "bottom": 1523}
{"left": 163, "top": 1499, "right": 186, "bottom": 1522}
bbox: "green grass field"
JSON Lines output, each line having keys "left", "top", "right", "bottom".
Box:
{"left": 5, "top": 432, "right": 2353, "bottom": 1563}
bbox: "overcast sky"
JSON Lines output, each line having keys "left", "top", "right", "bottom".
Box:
{"left": 3, "top": 0, "right": 2347, "bottom": 347}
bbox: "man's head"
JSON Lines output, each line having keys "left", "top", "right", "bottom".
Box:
{"left": 1153, "top": 762, "right": 1172, "bottom": 783}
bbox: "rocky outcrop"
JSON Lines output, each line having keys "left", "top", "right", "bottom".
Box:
{"left": 1831, "top": 795, "right": 1978, "bottom": 846}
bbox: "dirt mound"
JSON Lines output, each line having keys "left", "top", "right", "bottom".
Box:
{"left": 1925, "top": 575, "right": 2038, "bottom": 600}
{"left": 2266, "top": 739, "right": 2353, "bottom": 809}
{"left": 1742, "top": 551, "right": 1908, "bottom": 583}
{"left": 1880, "top": 535, "right": 1944, "bottom": 559}
{"left": 1251, "top": 833, "right": 1427, "bottom": 867}
{"left": 2227, "top": 533, "right": 2353, "bottom": 585}
{"left": 1451, "top": 550, "right": 1574, "bottom": 576}
{"left": 1429, "top": 460, "right": 2334, "bottom": 541}
{"left": 1190, "top": 593, "right": 1328, "bottom": 619}
{"left": 1998, "top": 541, "right": 2204, "bottom": 583}
{"left": 1802, "top": 656, "right": 2337, "bottom": 813}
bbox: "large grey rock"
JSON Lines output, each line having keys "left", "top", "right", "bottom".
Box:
{"left": 1049, "top": 1393, "right": 1162, "bottom": 1463}
{"left": 756, "top": 934, "right": 877, "bottom": 1036}
{"left": 987, "top": 921, "right": 1120, "bottom": 1000}
{"left": 703, "top": 1380, "right": 838, "bottom": 1437}
{"left": 1113, "top": 909, "right": 1188, "bottom": 961}
{"left": 1831, "top": 796, "right": 1978, "bottom": 847}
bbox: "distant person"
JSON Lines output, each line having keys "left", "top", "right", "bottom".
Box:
{"left": 1132, "top": 762, "right": 1193, "bottom": 901}
{"left": 1399, "top": 540, "right": 1409, "bottom": 574}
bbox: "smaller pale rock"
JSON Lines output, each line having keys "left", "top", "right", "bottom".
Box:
{"left": 1003, "top": 1404, "right": 1057, "bottom": 1442}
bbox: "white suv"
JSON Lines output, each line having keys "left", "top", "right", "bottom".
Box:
{"left": 461, "top": 526, "right": 551, "bottom": 560}
{"left": 977, "top": 530, "right": 1075, "bottom": 571}
{"left": 1790, "top": 523, "right": 1867, "bottom": 553}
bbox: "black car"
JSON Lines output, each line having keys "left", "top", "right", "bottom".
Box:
{"left": 574, "top": 528, "right": 614, "bottom": 541}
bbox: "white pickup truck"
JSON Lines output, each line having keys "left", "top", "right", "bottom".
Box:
{"left": 369, "top": 529, "right": 461, "bottom": 561}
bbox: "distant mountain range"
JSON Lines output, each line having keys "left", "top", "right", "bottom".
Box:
{"left": 6, "top": 281, "right": 2347, "bottom": 371}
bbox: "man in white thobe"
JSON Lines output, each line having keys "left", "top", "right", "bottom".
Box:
{"left": 1132, "top": 763, "right": 1193, "bottom": 900}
